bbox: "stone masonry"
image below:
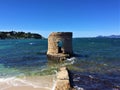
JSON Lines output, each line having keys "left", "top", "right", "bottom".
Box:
{"left": 47, "top": 32, "right": 73, "bottom": 61}
{"left": 55, "top": 67, "right": 71, "bottom": 90}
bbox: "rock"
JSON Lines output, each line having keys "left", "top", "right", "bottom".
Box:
{"left": 55, "top": 67, "right": 71, "bottom": 90}
{"left": 55, "top": 80, "right": 70, "bottom": 90}
{"left": 57, "top": 69, "right": 69, "bottom": 80}
{"left": 59, "top": 67, "right": 67, "bottom": 71}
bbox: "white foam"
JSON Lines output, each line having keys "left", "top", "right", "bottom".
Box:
{"left": 62, "top": 57, "right": 76, "bottom": 66}
{"left": 0, "top": 76, "right": 56, "bottom": 90}
{"left": 29, "top": 43, "right": 35, "bottom": 45}
{"left": 67, "top": 57, "right": 76, "bottom": 61}
{"left": 51, "top": 79, "right": 57, "bottom": 90}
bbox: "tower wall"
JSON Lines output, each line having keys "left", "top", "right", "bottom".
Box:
{"left": 47, "top": 32, "right": 73, "bottom": 61}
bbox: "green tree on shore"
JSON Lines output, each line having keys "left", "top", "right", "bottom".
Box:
{"left": 0, "top": 31, "right": 43, "bottom": 39}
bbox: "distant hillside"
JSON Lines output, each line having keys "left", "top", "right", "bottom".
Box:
{"left": 97, "top": 35, "right": 120, "bottom": 38}
{"left": 0, "top": 31, "right": 44, "bottom": 39}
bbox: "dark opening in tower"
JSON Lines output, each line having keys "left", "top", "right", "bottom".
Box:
{"left": 57, "top": 40, "right": 63, "bottom": 53}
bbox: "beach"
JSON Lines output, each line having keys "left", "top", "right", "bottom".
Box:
{"left": 5, "top": 86, "right": 49, "bottom": 90}
{"left": 0, "top": 75, "right": 56, "bottom": 90}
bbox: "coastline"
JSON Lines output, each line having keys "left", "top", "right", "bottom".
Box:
{"left": 5, "top": 86, "right": 49, "bottom": 90}
{"left": 0, "top": 75, "right": 56, "bottom": 90}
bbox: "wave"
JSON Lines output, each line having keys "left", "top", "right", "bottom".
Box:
{"left": 62, "top": 57, "right": 76, "bottom": 66}
{"left": 0, "top": 75, "right": 56, "bottom": 90}
{"left": 51, "top": 78, "right": 57, "bottom": 90}
{"left": 29, "top": 43, "right": 35, "bottom": 45}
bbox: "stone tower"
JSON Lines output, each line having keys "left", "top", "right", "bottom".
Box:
{"left": 47, "top": 32, "right": 73, "bottom": 61}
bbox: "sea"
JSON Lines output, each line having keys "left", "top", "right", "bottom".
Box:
{"left": 0, "top": 38, "right": 120, "bottom": 90}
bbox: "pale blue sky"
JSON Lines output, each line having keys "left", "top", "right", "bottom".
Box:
{"left": 0, "top": 0, "right": 119, "bottom": 37}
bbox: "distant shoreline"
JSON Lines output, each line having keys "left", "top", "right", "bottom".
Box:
{"left": 96, "top": 35, "right": 120, "bottom": 38}
{"left": 0, "top": 31, "right": 45, "bottom": 39}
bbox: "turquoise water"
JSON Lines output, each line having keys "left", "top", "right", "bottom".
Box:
{"left": 0, "top": 38, "right": 120, "bottom": 80}
{"left": 0, "top": 39, "right": 49, "bottom": 77}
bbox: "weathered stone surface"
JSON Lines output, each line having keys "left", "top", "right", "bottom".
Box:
{"left": 55, "top": 80, "right": 70, "bottom": 90}
{"left": 47, "top": 53, "right": 70, "bottom": 61}
{"left": 59, "top": 67, "right": 67, "bottom": 71}
{"left": 57, "top": 67, "right": 69, "bottom": 80}
{"left": 55, "top": 67, "right": 71, "bottom": 90}
{"left": 47, "top": 32, "right": 73, "bottom": 61}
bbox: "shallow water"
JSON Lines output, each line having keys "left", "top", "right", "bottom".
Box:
{"left": 0, "top": 75, "right": 56, "bottom": 90}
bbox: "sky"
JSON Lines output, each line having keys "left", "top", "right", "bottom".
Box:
{"left": 0, "top": 0, "right": 119, "bottom": 38}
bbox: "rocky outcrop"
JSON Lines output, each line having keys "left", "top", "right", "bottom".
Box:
{"left": 55, "top": 67, "right": 71, "bottom": 90}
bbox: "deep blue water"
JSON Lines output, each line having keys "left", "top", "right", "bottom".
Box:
{"left": 72, "top": 38, "right": 120, "bottom": 74}
{"left": 0, "top": 38, "right": 120, "bottom": 89}
{"left": 71, "top": 38, "right": 120, "bottom": 90}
